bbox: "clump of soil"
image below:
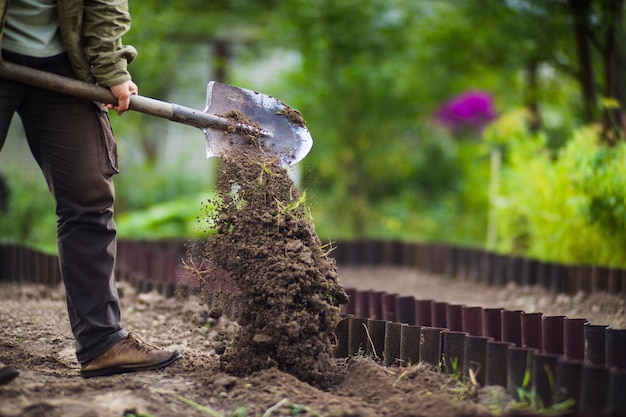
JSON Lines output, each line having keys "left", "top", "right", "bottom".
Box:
{"left": 184, "top": 147, "right": 348, "bottom": 388}
{"left": 278, "top": 106, "right": 306, "bottom": 128}
{"left": 220, "top": 110, "right": 265, "bottom": 141}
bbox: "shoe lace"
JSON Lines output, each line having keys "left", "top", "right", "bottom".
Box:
{"left": 127, "top": 332, "right": 163, "bottom": 353}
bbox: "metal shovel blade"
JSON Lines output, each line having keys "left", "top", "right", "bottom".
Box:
{"left": 203, "top": 81, "right": 313, "bottom": 166}
{"left": 0, "top": 62, "right": 313, "bottom": 165}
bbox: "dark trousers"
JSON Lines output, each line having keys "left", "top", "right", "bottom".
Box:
{"left": 0, "top": 50, "right": 127, "bottom": 364}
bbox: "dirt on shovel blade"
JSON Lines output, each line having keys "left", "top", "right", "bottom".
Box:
{"left": 184, "top": 145, "right": 348, "bottom": 388}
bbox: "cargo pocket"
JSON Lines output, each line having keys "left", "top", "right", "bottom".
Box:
{"left": 94, "top": 103, "right": 119, "bottom": 175}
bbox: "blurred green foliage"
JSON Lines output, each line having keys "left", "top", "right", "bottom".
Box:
{"left": 487, "top": 111, "right": 626, "bottom": 267}
{"left": 115, "top": 192, "right": 215, "bottom": 240}
{"left": 0, "top": 165, "right": 57, "bottom": 253}
{"left": 112, "top": 158, "right": 217, "bottom": 241}
{"left": 1, "top": 0, "right": 624, "bottom": 269}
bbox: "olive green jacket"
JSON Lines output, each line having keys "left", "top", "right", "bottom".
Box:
{"left": 0, "top": 0, "right": 137, "bottom": 87}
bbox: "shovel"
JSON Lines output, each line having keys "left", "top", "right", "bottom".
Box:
{"left": 0, "top": 61, "right": 313, "bottom": 166}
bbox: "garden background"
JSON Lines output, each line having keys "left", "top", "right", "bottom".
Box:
{"left": 1, "top": 0, "right": 625, "bottom": 268}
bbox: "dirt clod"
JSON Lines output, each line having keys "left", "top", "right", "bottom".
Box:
{"left": 278, "top": 106, "right": 306, "bottom": 128}
{"left": 221, "top": 110, "right": 265, "bottom": 142}
{"left": 185, "top": 147, "right": 348, "bottom": 388}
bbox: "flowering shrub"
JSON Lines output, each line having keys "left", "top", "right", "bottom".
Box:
{"left": 434, "top": 90, "right": 498, "bottom": 136}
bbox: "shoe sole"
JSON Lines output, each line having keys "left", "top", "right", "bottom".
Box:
{"left": 80, "top": 350, "right": 182, "bottom": 379}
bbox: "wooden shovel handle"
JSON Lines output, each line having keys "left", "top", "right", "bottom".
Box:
{"left": 0, "top": 61, "right": 234, "bottom": 131}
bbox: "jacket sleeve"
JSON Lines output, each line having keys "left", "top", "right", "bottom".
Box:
{"left": 82, "top": 0, "right": 138, "bottom": 87}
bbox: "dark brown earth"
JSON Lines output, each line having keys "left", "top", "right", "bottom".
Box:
{"left": 183, "top": 150, "right": 347, "bottom": 388}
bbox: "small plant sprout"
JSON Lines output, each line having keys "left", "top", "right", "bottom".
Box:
{"left": 362, "top": 322, "right": 380, "bottom": 361}
{"left": 278, "top": 188, "right": 307, "bottom": 215}
{"left": 262, "top": 398, "right": 288, "bottom": 417}
{"left": 393, "top": 369, "right": 410, "bottom": 387}
{"left": 253, "top": 159, "right": 275, "bottom": 185}
{"left": 356, "top": 345, "right": 367, "bottom": 357}
{"left": 275, "top": 189, "right": 307, "bottom": 228}
{"left": 446, "top": 356, "right": 460, "bottom": 378}
{"left": 290, "top": 403, "right": 323, "bottom": 417}
{"left": 451, "top": 367, "right": 480, "bottom": 400}
{"left": 510, "top": 354, "right": 575, "bottom": 415}
{"left": 319, "top": 239, "right": 336, "bottom": 257}
{"left": 230, "top": 407, "right": 248, "bottom": 417}
{"left": 177, "top": 395, "right": 224, "bottom": 417}
{"left": 439, "top": 355, "right": 479, "bottom": 400}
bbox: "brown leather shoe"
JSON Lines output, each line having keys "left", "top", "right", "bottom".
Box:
{"left": 80, "top": 333, "right": 182, "bottom": 378}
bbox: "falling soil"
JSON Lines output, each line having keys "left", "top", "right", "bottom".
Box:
{"left": 183, "top": 146, "right": 348, "bottom": 388}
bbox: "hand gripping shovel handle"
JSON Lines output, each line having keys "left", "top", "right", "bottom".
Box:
{"left": 0, "top": 61, "right": 266, "bottom": 137}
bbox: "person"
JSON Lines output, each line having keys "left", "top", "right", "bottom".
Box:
{"left": 0, "top": 0, "right": 182, "bottom": 378}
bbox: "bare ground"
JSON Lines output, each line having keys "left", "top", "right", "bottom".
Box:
{"left": 0, "top": 266, "right": 623, "bottom": 417}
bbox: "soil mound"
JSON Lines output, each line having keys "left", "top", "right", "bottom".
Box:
{"left": 185, "top": 149, "right": 348, "bottom": 387}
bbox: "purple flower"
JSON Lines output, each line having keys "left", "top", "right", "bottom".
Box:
{"left": 434, "top": 91, "right": 497, "bottom": 135}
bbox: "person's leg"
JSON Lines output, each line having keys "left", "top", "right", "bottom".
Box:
{"left": 3, "top": 51, "right": 181, "bottom": 376}
{"left": 7, "top": 51, "right": 126, "bottom": 364}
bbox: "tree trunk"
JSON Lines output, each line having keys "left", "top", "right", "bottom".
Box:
{"left": 213, "top": 39, "right": 233, "bottom": 83}
{"left": 601, "top": 0, "right": 624, "bottom": 144}
{"left": 525, "top": 59, "right": 541, "bottom": 132}
{"left": 569, "top": 0, "right": 597, "bottom": 123}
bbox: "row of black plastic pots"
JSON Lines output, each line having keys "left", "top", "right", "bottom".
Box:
{"left": 0, "top": 242, "right": 184, "bottom": 296}
{"left": 4, "top": 239, "right": 623, "bottom": 299}
{"left": 0, "top": 244, "right": 61, "bottom": 286}
{"left": 114, "top": 239, "right": 626, "bottom": 301}
{"left": 330, "top": 240, "right": 626, "bottom": 297}
{"left": 336, "top": 289, "right": 626, "bottom": 415}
